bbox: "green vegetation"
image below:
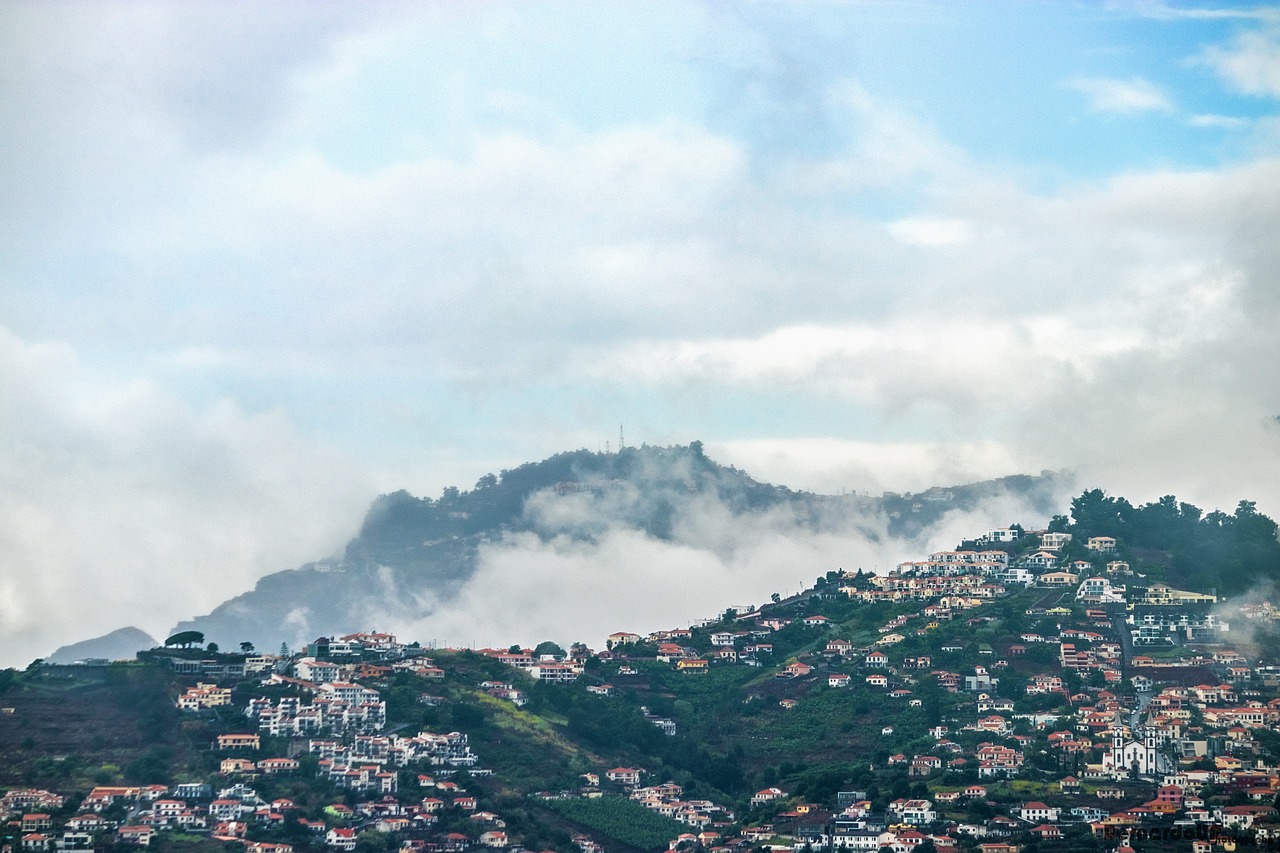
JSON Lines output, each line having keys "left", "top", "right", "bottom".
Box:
{"left": 1054, "top": 489, "right": 1280, "bottom": 594}
{"left": 0, "top": 662, "right": 202, "bottom": 788}
{"left": 164, "top": 631, "right": 205, "bottom": 648}
{"left": 540, "top": 795, "right": 686, "bottom": 850}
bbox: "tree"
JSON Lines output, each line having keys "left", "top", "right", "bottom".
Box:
{"left": 534, "top": 641, "right": 566, "bottom": 659}
{"left": 1069, "top": 489, "right": 1133, "bottom": 535}
{"left": 240, "top": 642, "right": 255, "bottom": 654}
{"left": 206, "top": 642, "right": 219, "bottom": 653}
{"left": 450, "top": 703, "right": 485, "bottom": 729}
{"left": 165, "top": 631, "right": 204, "bottom": 648}
{"left": 354, "top": 831, "right": 395, "bottom": 853}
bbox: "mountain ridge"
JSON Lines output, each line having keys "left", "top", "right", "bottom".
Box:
{"left": 169, "top": 443, "right": 1069, "bottom": 652}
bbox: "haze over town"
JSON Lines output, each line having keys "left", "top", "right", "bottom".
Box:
{"left": 2, "top": 1, "right": 1279, "bottom": 668}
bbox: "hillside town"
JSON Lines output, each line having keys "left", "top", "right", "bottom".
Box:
{"left": 4, "top": 522, "right": 1280, "bottom": 853}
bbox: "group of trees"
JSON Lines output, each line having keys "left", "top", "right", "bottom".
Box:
{"left": 1050, "top": 489, "right": 1280, "bottom": 594}
{"left": 161, "top": 632, "right": 258, "bottom": 656}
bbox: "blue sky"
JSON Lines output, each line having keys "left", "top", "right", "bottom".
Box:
{"left": 3, "top": 0, "right": 1280, "bottom": 664}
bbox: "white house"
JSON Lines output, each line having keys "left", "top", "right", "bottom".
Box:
{"left": 1040, "top": 532, "right": 1073, "bottom": 551}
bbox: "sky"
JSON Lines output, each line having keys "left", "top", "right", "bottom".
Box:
{"left": 3, "top": 0, "right": 1280, "bottom": 666}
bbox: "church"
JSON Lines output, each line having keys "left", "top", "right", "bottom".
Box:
{"left": 1101, "top": 727, "right": 1174, "bottom": 779}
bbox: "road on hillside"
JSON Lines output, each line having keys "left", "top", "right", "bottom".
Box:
{"left": 1105, "top": 602, "right": 1133, "bottom": 670}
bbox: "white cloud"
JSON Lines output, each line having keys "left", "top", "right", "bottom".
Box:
{"left": 147, "top": 135, "right": 1280, "bottom": 527}
{"left": 1199, "top": 27, "right": 1280, "bottom": 97}
{"left": 887, "top": 217, "right": 974, "bottom": 246}
{"left": 710, "top": 438, "right": 1030, "bottom": 497}
{"left": 396, "top": 482, "right": 1062, "bottom": 652}
{"left": 565, "top": 157, "right": 1280, "bottom": 518}
{"left": 1188, "top": 113, "right": 1250, "bottom": 128}
{"left": 784, "top": 81, "right": 972, "bottom": 195}
{"left": 1118, "top": 2, "right": 1280, "bottom": 23}
{"left": 1065, "top": 76, "right": 1175, "bottom": 113}
{"left": 0, "top": 326, "right": 372, "bottom": 668}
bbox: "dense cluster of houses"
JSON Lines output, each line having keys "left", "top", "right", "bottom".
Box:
{"left": 0, "top": 775, "right": 516, "bottom": 853}
{"left": 246, "top": 687, "right": 386, "bottom": 738}
{"left": 460, "top": 526, "right": 1280, "bottom": 853}
{"left": 721, "top": 741, "right": 1280, "bottom": 853}
{"left": 481, "top": 649, "right": 585, "bottom": 683}
{"left": 1, "top": 631, "right": 509, "bottom": 853}
{"left": 6, "top": 523, "right": 1280, "bottom": 853}
{"left": 746, "top": 766, "right": 1280, "bottom": 852}
{"left": 627, "top": 782, "right": 736, "bottom": 828}
{"left": 692, "top": 530, "right": 1280, "bottom": 853}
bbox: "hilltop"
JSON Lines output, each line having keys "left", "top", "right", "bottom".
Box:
{"left": 165, "top": 443, "right": 1068, "bottom": 652}
{"left": 46, "top": 627, "right": 159, "bottom": 665}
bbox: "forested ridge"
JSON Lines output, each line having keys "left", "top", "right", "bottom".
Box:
{"left": 1046, "top": 488, "right": 1280, "bottom": 595}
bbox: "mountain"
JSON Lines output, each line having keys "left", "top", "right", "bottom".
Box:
{"left": 45, "top": 626, "right": 159, "bottom": 664}
{"left": 171, "top": 443, "right": 1069, "bottom": 651}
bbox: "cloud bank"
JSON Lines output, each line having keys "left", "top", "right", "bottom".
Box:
{"left": 0, "top": 326, "right": 371, "bottom": 668}
{"left": 392, "top": 469, "right": 1070, "bottom": 652}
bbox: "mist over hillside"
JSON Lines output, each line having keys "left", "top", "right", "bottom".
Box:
{"left": 171, "top": 443, "right": 1071, "bottom": 652}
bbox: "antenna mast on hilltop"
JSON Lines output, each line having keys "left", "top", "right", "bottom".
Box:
{"left": 619, "top": 424, "right": 625, "bottom": 451}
